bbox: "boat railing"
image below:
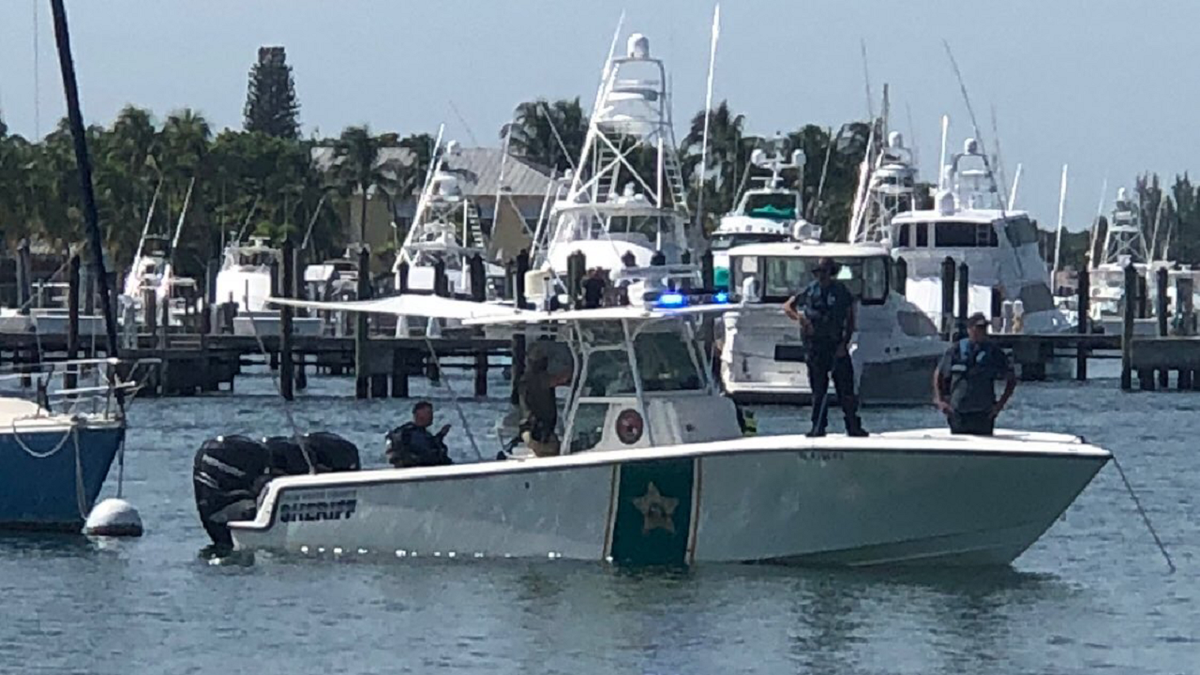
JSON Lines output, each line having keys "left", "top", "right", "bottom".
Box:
{"left": 0, "top": 357, "right": 160, "bottom": 420}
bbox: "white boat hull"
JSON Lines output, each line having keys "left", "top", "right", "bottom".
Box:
{"left": 230, "top": 430, "right": 1108, "bottom": 567}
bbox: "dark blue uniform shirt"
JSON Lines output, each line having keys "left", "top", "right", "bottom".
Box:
{"left": 937, "top": 339, "right": 1013, "bottom": 414}
{"left": 792, "top": 280, "right": 854, "bottom": 346}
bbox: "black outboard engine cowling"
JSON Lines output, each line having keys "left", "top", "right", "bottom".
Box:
{"left": 193, "top": 435, "right": 271, "bottom": 548}
{"left": 306, "top": 431, "right": 360, "bottom": 472}
{"left": 262, "top": 435, "right": 316, "bottom": 476}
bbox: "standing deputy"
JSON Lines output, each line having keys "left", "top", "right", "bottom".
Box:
{"left": 783, "top": 257, "right": 868, "bottom": 437}
{"left": 933, "top": 312, "right": 1017, "bottom": 435}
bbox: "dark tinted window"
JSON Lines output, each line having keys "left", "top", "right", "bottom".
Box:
{"left": 934, "top": 222, "right": 998, "bottom": 247}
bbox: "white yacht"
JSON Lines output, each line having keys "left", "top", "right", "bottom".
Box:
{"left": 228, "top": 291, "right": 1110, "bottom": 567}
{"left": 887, "top": 139, "right": 1070, "bottom": 334}
{"left": 121, "top": 179, "right": 202, "bottom": 327}
{"left": 710, "top": 148, "right": 816, "bottom": 289}
{"left": 392, "top": 140, "right": 504, "bottom": 335}
{"left": 1088, "top": 188, "right": 1199, "bottom": 334}
{"left": 214, "top": 236, "right": 321, "bottom": 336}
{"left": 720, "top": 241, "right": 944, "bottom": 405}
{"left": 531, "top": 33, "right": 700, "bottom": 304}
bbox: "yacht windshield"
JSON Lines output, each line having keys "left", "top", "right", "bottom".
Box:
{"left": 744, "top": 193, "right": 797, "bottom": 220}
{"left": 582, "top": 330, "right": 703, "bottom": 396}
{"left": 710, "top": 232, "right": 790, "bottom": 251}
{"left": 754, "top": 255, "right": 889, "bottom": 305}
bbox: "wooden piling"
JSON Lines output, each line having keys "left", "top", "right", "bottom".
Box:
{"left": 471, "top": 258, "right": 488, "bottom": 397}
{"left": 433, "top": 258, "right": 448, "bottom": 297}
{"left": 390, "top": 349, "right": 409, "bottom": 398}
{"left": 701, "top": 249, "right": 715, "bottom": 289}
{"left": 144, "top": 289, "right": 158, "bottom": 342}
{"left": 1121, "top": 263, "right": 1136, "bottom": 390}
{"left": 397, "top": 260, "right": 410, "bottom": 294}
{"left": 510, "top": 250, "right": 530, "bottom": 407}
{"left": 940, "top": 256, "right": 956, "bottom": 340}
{"left": 159, "top": 289, "right": 169, "bottom": 350}
{"left": 355, "top": 245, "right": 371, "bottom": 399}
{"left": 280, "top": 240, "right": 295, "bottom": 401}
{"left": 1076, "top": 267, "right": 1089, "bottom": 381}
{"left": 1156, "top": 266, "right": 1169, "bottom": 389}
{"left": 567, "top": 250, "right": 586, "bottom": 309}
{"left": 16, "top": 239, "right": 32, "bottom": 315}
{"left": 893, "top": 256, "right": 907, "bottom": 296}
{"left": 65, "top": 255, "right": 80, "bottom": 390}
{"left": 1136, "top": 273, "right": 1148, "bottom": 319}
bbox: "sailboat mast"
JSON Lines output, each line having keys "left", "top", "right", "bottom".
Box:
{"left": 49, "top": 0, "right": 120, "bottom": 359}
{"left": 692, "top": 3, "right": 721, "bottom": 236}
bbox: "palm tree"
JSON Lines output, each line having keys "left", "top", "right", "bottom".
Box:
{"left": 506, "top": 98, "right": 587, "bottom": 172}
{"left": 332, "top": 125, "right": 400, "bottom": 244}
{"left": 682, "top": 101, "right": 759, "bottom": 222}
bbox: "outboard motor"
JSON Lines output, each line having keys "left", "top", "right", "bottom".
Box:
{"left": 305, "top": 431, "right": 361, "bottom": 472}
{"left": 263, "top": 432, "right": 361, "bottom": 476}
{"left": 193, "top": 435, "right": 271, "bottom": 549}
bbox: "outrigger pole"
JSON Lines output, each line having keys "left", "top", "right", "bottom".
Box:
{"left": 692, "top": 3, "right": 721, "bottom": 236}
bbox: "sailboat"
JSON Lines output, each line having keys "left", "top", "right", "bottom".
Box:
{"left": 529, "top": 32, "right": 701, "bottom": 305}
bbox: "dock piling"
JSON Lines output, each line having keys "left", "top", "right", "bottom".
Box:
{"left": 1076, "top": 267, "right": 1089, "bottom": 380}
{"left": 1156, "top": 266, "right": 1169, "bottom": 389}
{"left": 940, "top": 257, "right": 956, "bottom": 340}
{"left": 65, "top": 255, "right": 80, "bottom": 390}
{"left": 354, "top": 245, "right": 371, "bottom": 399}
{"left": 893, "top": 257, "right": 907, "bottom": 296}
{"left": 956, "top": 260, "right": 969, "bottom": 339}
{"left": 1121, "top": 263, "right": 1136, "bottom": 390}
{"left": 280, "top": 240, "right": 295, "bottom": 401}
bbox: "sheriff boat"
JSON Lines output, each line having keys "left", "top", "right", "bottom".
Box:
{"left": 226, "top": 293, "right": 1109, "bottom": 566}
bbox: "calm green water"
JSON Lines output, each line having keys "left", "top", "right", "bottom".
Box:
{"left": 2, "top": 371, "right": 1196, "bottom": 674}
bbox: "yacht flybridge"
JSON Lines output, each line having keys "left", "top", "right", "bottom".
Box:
{"left": 887, "top": 138, "right": 1070, "bottom": 334}
{"left": 531, "top": 33, "right": 699, "bottom": 302}
{"left": 221, "top": 290, "right": 1110, "bottom": 567}
{"left": 711, "top": 147, "right": 817, "bottom": 289}
{"left": 720, "top": 241, "right": 944, "bottom": 405}
{"left": 391, "top": 138, "right": 505, "bottom": 334}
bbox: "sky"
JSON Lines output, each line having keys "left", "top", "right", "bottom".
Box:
{"left": 2, "top": 0, "right": 1198, "bottom": 232}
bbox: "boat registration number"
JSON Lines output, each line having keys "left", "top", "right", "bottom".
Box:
{"left": 797, "top": 450, "right": 843, "bottom": 462}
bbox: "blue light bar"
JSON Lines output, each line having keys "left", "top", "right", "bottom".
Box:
{"left": 657, "top": 292, "right": 687, "bottom": 308}
{"left": 713, "top": 291, "right": 729, "bottom": 304}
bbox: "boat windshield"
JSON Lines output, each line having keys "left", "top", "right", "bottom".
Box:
{"left": 582, "top": 330, "right": 703, "bottom": 396}
{"left": 743, "top": 193, "right": 797, "bottom": 220}
{"left": 745, "top": 255, "right": 890, "bottom": 305}
{"left": 710, "top": 231, "right": 790, "bottom": 251}
{"left": 237, "top": 251, "right": 277, "bottom": 267}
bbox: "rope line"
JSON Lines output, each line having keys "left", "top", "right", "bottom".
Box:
{"left": 423, "top": 336, "right": 484, "bottom": 461}
{"left": 1111, "top": 455, "right": 1175, "bottom": 574}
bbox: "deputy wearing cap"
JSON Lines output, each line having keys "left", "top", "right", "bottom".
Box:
{"left": 783, "top": 256, "right": 867, "bottom": 437}
{"left": 933, "top": 312, "right": 1017, "bottom": 435}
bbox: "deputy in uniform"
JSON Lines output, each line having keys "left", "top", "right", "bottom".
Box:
{"left": 783, "top": 257, "right": 868, "bottom": 437}
{"left": 933, "top": 312, "right": 1017, "bottom": 435}
{"left": 385, "top": 400, "right": 453, "bottom": 467}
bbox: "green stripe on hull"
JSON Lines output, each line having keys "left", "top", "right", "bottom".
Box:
{"left": 609, "top": 458, "right": 695, "bottom": 566}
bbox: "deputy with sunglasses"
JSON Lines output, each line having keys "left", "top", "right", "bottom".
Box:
{"left": 783, "top": 257, "right": 868, "bottom": 437}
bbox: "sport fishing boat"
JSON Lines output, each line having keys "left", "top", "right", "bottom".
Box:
{"left": 0, "top": 358, "right": 138, "bottom": 531}
{"left": 214, "top": 236, "right": 321, "bottom": 337}
{"left": 720, "top": 241, "right": 944, "bottom": 405}
{"left": 121, "top": 178, "right": 203, "bottom": 328}
{"left": 391, "top": 139, "right": 505, "bottom": 336}
{"left": 887, "top": 138, "right": 1070, "bottom": 334}
{"left": 710, "top": 147, "right": 817, "bottom": 290}
{"left": 224, "top": 292, "right": 1110, "bottom": 567}
{"left": 530, "top": 32, "right": 701, "bottom": 305}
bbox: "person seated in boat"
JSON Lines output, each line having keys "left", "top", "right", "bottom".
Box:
{"left": 385, "top": 401, "right": 453, "bottom": 468}
{"left": 783, "top": 257, "right": 868, "bottom": 438}
{"left": 933, "top": 312, "right": 1017, "bottom": 436}
{"left": 520, "top": 352, "right": 572, "bottom": 457}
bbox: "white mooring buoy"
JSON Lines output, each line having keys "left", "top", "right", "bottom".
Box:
{"left": 84, "top": 498, "right": 144, "bottom": 537}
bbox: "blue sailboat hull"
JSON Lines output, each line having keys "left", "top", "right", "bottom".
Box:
{"left": 0, "top": 424, "right": 124, "bottom": 531}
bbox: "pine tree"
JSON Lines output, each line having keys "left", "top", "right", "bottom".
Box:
{"left": 243, "top": 46, "right": 300, "bottom": 139}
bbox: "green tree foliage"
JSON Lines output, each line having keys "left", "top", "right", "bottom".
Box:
{"left": 507, "top": 98, "right": 587, "bottom": 172}
{"left": 243, "top": 46, "right": 301, "bottom": 140}
{"left": 331, "top": 125, "right": 402, "bottom": 243}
